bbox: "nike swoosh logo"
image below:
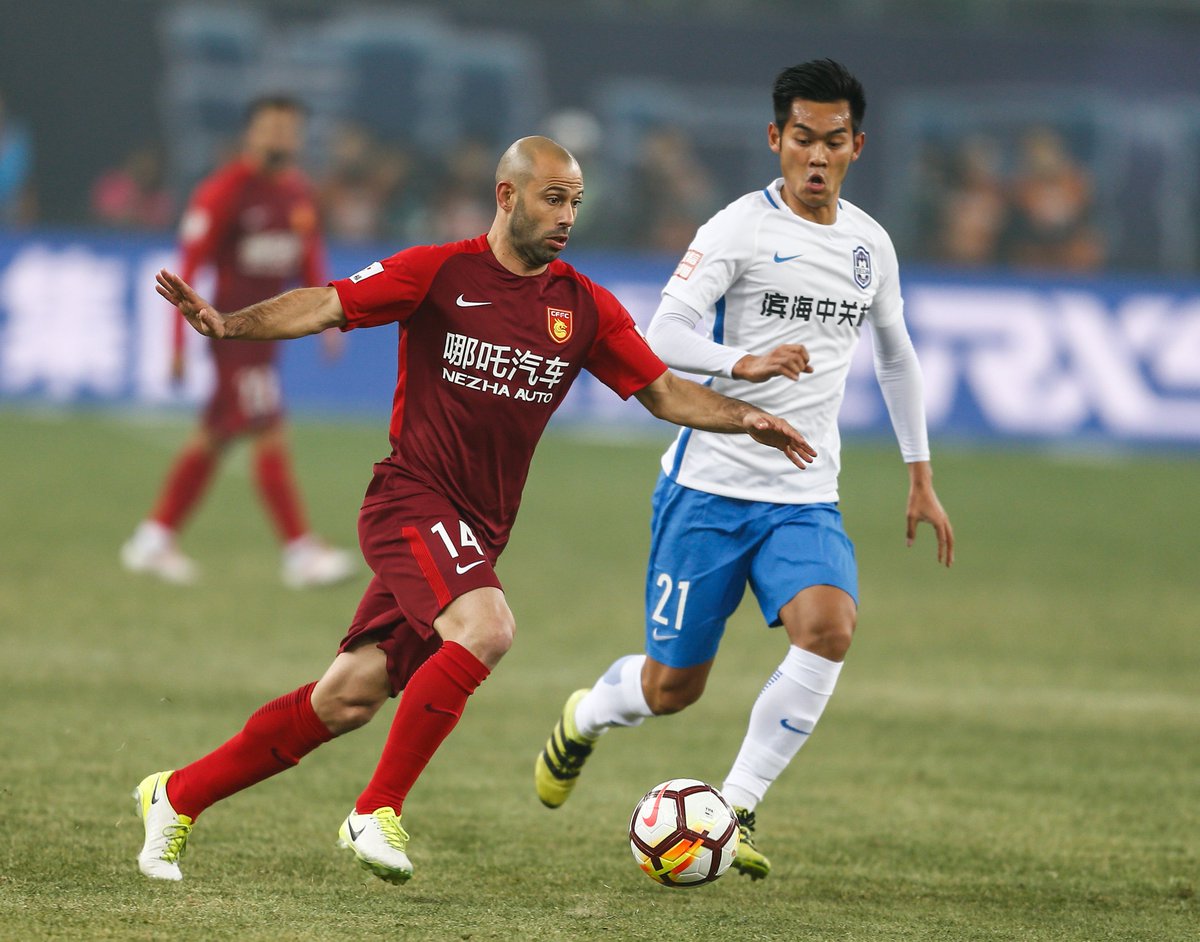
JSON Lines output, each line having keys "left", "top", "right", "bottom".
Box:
{"left": 641, "top": 784, "right": 671, "bottom": 828}
{"left": 780, "top": 718, "right": 812, "bottom": 735}
{"left": 150, "top": 777, "right": 163, "bottom": 804}
{"left": 425, "top": 702, "right": 457, "bottom": 717}
{"left": 651, "top": 628, "right": 678, "bottom": 641}
{"left": 346, "top": 819, "right": 365, "bottom": 842}
{"left": 773, "top": 252, "right": 804, "bottom": 263}
{"left": 455, "top": 560, "right": 486, "bottom": 574}
{"left": 456, "top": 294, "right": 491, "bottom": 307}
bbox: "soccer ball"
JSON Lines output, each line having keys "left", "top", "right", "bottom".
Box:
{"left": 629, "top": 778, "right": 739, "bottom": 887}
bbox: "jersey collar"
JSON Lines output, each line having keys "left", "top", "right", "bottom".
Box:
{"left": 762, "top": 178, "right": 844, "bottom": 225}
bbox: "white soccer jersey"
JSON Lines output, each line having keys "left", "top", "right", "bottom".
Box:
{"left": 658, "top": 178, "right": 916, "bottom": 504}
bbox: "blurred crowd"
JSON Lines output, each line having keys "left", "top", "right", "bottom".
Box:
{"left": 910, "top": 126, "right": 1105, "bottom": 273}
{"left": 72, "top": 111, "right": 729, "bottom": 256}
{"left": 3, "top": 81, "right": 1106, "bottom": 273}
{"left": 1, "top": 83, "right": 724, "bottom": 258}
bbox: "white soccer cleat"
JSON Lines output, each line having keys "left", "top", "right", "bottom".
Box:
{"left": 121, "top": 521, "right": 198, "bottom": 585}
{"left": 281, "top": 537, "right": 356, "bottom": 589}
{"left": 133, "top": 770, "right": 194, "bottom": 881}
{"left": 337, "top": 807, "right": 414, "bottom": 884}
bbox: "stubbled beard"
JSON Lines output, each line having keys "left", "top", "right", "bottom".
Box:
{"left": 510, "top": 198, "right": 560, "bottom": 268}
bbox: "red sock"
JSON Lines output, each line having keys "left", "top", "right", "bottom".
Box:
{"left": 356, "top": 641, "right": 490, "bottom": 814}
{"left": 151, "top": 445, "right": 218, "bottom": 530}
{"left": 255, "top": 444, "right": 308, "bottom": 542}
{"left": 167, "top": 682, "right": 332, "bottom": 819}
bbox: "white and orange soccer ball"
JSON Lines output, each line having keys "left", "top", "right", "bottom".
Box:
{"left": 628, "top": 778, "right": 739, "bottom": 887}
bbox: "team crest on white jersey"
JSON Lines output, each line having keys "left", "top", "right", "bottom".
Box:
{"left": 853, "top": 246, "right": 872, "bottom": 288}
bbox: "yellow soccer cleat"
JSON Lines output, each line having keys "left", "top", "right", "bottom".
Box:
{"left": 132, "top": 770, "right": 194, "bottom": 881}
{"left": 337, "top": 807, "right": 414, "bottom": 884}
{"left": 730, "top": 806, "right": 772, "bottom": 880}
{"left": 535, "top": 688, "right": 598, "bottom": 808}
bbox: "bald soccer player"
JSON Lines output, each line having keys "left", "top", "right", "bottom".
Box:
{"left": 132, "top": 136, "right": 819, "bottom": 886}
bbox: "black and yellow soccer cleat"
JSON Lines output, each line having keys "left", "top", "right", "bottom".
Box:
{"left": 730, "top": 806, "right": 772, "bottom": 880}
{"left": 534, "top": 689, "right": 597, "bottom": 808}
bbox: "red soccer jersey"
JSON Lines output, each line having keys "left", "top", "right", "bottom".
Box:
{"left": 331, "top": 235, "right": 668, "bottom": 554}
{"left": 175, "top": 157, "right": 325, "bottom": 366}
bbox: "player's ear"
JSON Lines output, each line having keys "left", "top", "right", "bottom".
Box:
{"left": 851, "top": 131, "right": 865, "bottom": 160}
{"left": 496, "top": 180, "right": 516, "bottom": 211}
{"left": 767, "top": 122, "right": 782, "bottom": 155}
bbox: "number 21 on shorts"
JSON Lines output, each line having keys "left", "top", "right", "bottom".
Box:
{"left": 651, "top": 573, "right": 690, "bottom": 638}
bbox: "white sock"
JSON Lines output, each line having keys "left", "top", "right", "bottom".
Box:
{"left": 721, "top": 645, "right": 843, "bottom": 811}
{"left": 574, "top": 654, "right": 652, "bottom": 739}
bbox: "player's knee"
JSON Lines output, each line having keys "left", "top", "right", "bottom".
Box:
{"left": 317, "top": 692, "right": 387, "bottom": 735}
{"left": 798, "top": 612, "right": 856, "bottom": 661}
{"left": 312, "top": 645, "right": 393, "bottom": 734}
{"left": 448, "top": 610, "right": 516, "bottom": 668}
{"left": 476, "top": 618, "right": 515, "bottom": 665}
{"left": 435, "top": 589, "right": 516, "bottom": 669}
{"left": 644, "top": 678, "right": 705, "bottom": 715}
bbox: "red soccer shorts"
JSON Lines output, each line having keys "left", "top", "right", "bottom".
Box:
{"left": 202, "top": 344, "right": 284, "bottom": 440}
{"left": 338, "top": 477, "right": 504, "bottom": 695}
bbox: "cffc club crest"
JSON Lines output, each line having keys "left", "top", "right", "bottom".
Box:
{"left": 547, "top": 307, "right": 573, "bottom": 343}
{"left": 852, "top": 246, "right": 872, "bottom": 289}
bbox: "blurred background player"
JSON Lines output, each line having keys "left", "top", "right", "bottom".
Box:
{"left": 120, "top": 95, "right": 354, "bottom": 588}
{"left": 535, "top": 59, "right": 955, "bottom": 879}
{"left": 89, "top": 141, "right": 173, "bottom": 231}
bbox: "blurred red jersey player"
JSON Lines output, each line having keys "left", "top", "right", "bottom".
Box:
{"left": 121, "top": 95, "right": 354, "bottom": 589}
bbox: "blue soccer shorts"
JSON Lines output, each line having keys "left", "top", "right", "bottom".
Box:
{"left": 643, "top": 473, "right": 858, "bottom": 669}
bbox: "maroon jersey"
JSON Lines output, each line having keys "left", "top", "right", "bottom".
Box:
{"left": 331, "top": 235, "right": 667, "bottom": 554}
{"left": 174, "top": 157, "right": 325, "bottom": 367}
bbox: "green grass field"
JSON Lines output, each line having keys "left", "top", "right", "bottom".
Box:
{"left": 0, "top": 409, "right": 1195, "bottom": 941}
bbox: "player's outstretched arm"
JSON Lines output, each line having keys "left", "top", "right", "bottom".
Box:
{"left": 155, "top": 268, "right": 347, "bottom": 341}
{"left": 634, "top": 370, "right": 817, "bottom": 470}
{"left": 906, "top": 460, "right": 955, "bottom": 567}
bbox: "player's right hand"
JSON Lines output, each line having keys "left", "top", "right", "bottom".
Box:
{"left": 155, "top": 269, "right": 226, "bottom": 338}
{"left": 742, "top": 410, "right": 817, "bottom": 470}
{"left": 732, "top": 343, "right": 813, "bottom": 382}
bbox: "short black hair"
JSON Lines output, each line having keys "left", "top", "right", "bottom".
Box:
{"left": 773, "top": 59, "right": 866, "bottom": 134}
{"left": 244, "top": 94, "right": 307, "bottom": 126}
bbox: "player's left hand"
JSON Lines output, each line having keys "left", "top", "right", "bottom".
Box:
{"left": 907, "top": 485, "right": 955, "bottom": 567}
{"left": 742, "top": 411, "right": 817, "bottom": 470}
{"left": 155, "top": 269, "right": 227, "bottom": 338}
